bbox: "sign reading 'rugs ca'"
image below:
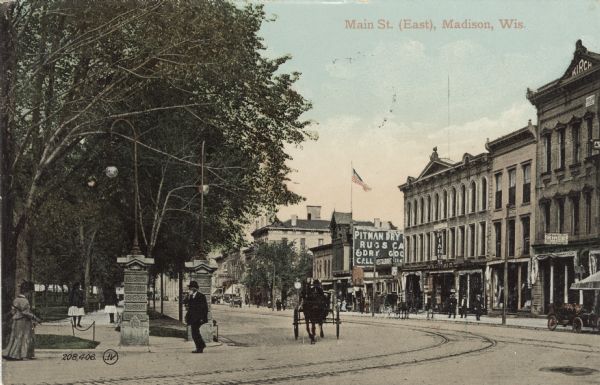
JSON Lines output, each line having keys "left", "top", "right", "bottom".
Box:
{"left": 352, "top": 226, "right": 404, "bottom": 267}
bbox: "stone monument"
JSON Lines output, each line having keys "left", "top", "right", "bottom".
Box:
{"left": 117, "top": 252, "right": 154, "bottom": 346}
{"left": 185, "top": 259, "right": 217, "bottom": 344}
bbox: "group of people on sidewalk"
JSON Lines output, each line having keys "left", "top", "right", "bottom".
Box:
{"left": 446, "top": 292, "right": 483, "bottom": 321}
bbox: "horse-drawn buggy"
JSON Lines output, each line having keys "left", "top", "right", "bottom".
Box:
{"left": 547, "top": 271, "right": 600, "bottom": 333}
{"left": 293, "top": 280, "right": 341, "bottom": 344}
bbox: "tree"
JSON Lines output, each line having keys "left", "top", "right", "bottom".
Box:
{"left": 2, "top": 1, "right": 313, "bottom": 323}
{"left": 243, "top": 241, "right": 313, "bottom": 306}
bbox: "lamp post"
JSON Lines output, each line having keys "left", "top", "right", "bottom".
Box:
{"left": 108, "top": 119, "right": 154, "bottom": 347}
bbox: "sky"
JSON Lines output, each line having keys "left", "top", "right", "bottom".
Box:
{"left": 246, "top": 0, "right": 600, "bottom": 228}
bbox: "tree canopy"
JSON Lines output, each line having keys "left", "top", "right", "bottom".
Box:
{"left": 1, "top": 0, "right": 313, "bottom": 315}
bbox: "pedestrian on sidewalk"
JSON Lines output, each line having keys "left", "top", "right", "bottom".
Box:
{"left": 184, "top": 281, "right": 208, "bottom": 353}
{"left": 102, "top": 285, "right": 118, "bottom": 324}
{"left": 459, "top": 296, "right": 468, "bottom": 318}
{"left": 68, "top": 282, "right": 85, "bottom": 327}
{"left": 4, "top": 281, "right": 41, "bottom": 361}
{"left": 473, "top": 294, "right": 483, "bottom": 321}
{"left": 448, "top": 293, "right": 457, "bottom": 318}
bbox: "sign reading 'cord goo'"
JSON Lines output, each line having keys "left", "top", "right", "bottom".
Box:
{"left": 353, "top": 226, "right": 404, "bottom": 267}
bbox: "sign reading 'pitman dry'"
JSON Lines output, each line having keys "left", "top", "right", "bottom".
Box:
{"left": 353, "top": 226, "right": 404, "bottom": 267}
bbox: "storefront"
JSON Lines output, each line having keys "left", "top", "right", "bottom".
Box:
{"left": 401, "top": 271, "right": 423, "bottom": 310}
{"left": 488, "top": 259, "right": 531, "bottom": 312}
{"left": 457, "top": 269, "right": 484, "bottom": 311}
{"left": 532, "top": 251, "right": 577, "bottom": 314}
{"left": 427, "top": 271, "right": 455, "bottom": 312}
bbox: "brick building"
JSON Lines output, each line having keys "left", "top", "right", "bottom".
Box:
{"left": 526, "top": 39, "right": 600, "bottom": 315}
{"left": 485, "top": 122, "right": 537, "bottom": 314}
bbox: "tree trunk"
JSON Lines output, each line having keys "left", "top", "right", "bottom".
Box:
{"left": 0, "top": 1, "right": 15, "bottom": 326}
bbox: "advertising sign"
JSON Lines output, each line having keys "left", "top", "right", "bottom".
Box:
{"left": 544, "top": 233, "right": 568, "bottom": 245}
{"left": 353, "top": 226, "right": 404, "bottom": 267}
{"left": 592, "top": 139, "right": 600, "bottom": 150}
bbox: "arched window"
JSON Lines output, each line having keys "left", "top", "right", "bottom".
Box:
{"left": 460, "top": 184, "right": 466, "bottom": 215}
{"left": 420, "top": 198, "right": 425, "bottom": 224}
{"left": 407, "top": 202, "right": 412, "bottom": 227}
{"left": 434, "top": 193, "right": 440, "bottom": 221}
{"left": 406, "top": 237, "right": 411, "bottom": 260}
{"left": 470, "top": 181, "right": 477, "bottom": 213}
{"left": 481, "top": 178, "right": 487, "bottom": 210}
{"left": 451, "top": 187, "right": 457, "bottom": 217}
{"left": 427, "top": 195, "right": 432, "bottom": 222}
{"left": 442, "top": 190, "right": 448, "bottom": 219}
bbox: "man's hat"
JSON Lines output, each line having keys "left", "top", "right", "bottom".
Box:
{"left": 188, "top": 281, "right": 199, "bottom": 289}
{"left": 313, "top": 279, "right": 321, "bottom": 286}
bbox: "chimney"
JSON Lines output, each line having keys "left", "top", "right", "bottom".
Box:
{"left": 374, "top": 218, "right": 381, "bottom": 228}
{"left": 291, "top": 215, "right": 298, "bottom": 227}
{"left": 307, "top": 205, "right": 321, "bottom": 220}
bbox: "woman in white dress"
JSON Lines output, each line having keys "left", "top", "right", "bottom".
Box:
{"left": 67, "top": 282, "right": 85, "bottom": 327}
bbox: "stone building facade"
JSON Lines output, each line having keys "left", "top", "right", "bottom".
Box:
{"left": 527, "top": 40, "right": 600, "bottom": 315}
{"left": 485, "top": 122, "right": 537, "bottom": 314}
{"left": 399, "top": 148, "right": 490, "bottom": 313}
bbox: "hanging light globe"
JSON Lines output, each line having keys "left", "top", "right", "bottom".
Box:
{"left": 105, "top": 166, "right": 119, "bottom": 178}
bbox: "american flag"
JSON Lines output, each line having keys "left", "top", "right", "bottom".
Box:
{"left": 352, "top": 168, "right": 372, "bottom": 191}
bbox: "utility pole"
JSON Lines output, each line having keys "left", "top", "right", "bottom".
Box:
{"left": 502, "top": 205, "right": 508, "bottom": 325}
{"left": 199, "top": 140, "right": 205, "bottom": 258}
{"left": 372, "top": 258, "right": 377, "bottom": 317}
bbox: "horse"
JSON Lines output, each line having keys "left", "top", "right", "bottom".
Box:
{"left": 300, "top": 284, "right": 329, "bottom": 344}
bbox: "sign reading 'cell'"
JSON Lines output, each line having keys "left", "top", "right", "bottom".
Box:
{"left": 353, "top": 226, "right": 404, "bottom": 267}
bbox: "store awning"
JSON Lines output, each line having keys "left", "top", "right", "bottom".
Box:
{"left": 570, "top": 271, "right": 600, "bottom": 290}
{"left": 224, "top": 284, "right": 241, "bottom": 295}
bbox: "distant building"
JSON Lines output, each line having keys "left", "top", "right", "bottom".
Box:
{"left": 251, "top": 205, "right": 331, "bottom": 252}
{"left": 527, "top": 39, "right": 600, "bottom": 314}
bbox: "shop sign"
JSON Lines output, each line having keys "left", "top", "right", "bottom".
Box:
{"left": 586, "top": 94, "right": 595, "bottom": 107}
{"left": 391, "top": 266, "right": 398, "bottom": 276}
{"left": 544, "top": 233, "right": 568, "bottom": 245}
{"left": 353, "top": 226, "right": 404, "bottom": 267}
{"left": 571, "top": 59, "right": 592, "bottom": 77}
{"left": 592, "top": 139, "right": 600, "bottom": 150}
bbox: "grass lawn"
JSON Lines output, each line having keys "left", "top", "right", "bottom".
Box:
{"left": 35, "top": 306, "right": 69, "bottom": 322}
{"left": 36, "top": 334, "right": 100, "bottom": 349}
{"left": 148, "top": 309, "right": 187, "bottom": 339}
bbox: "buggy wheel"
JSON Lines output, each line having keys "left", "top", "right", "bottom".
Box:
{"left": 293, "top": 308, "right": 299, "bottom": 340}
{"left": 335, "top": 306, "right": 340, "bottom": 339}
{"left": 596, "top": 317, "right": 600, "bottom": 333}
{"left": 547, "top": 315, "right": 558, "bottom": 331}
{"left": 572, "top": 317, "right": 583, "bottom": 333}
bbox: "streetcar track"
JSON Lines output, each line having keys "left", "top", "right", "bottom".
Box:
{"left": 38, "top": 312, "right": 499, "bottom": 385}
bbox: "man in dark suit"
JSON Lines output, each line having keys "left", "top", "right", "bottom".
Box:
{"left": 184, "top": 281, "right": 208, "bottom": 353}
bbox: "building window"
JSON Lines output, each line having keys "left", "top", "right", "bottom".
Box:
{"left": 407, "top": 202, "right": 412, "bottom": 227}
{"left": 427, "top": 195, "right": 432, "bottom": 223}
{"left": 586, "top": 118, "right": 594, "bottom": 158}
{"left": 434, "top": 194, "right": 439, "bottom": 221}
{"left": 558, "top": 128, "right": 566, "bottom": 169}
{"left": 557, "top": 198, "right": 565, "bottom": 233}
{"left": 543, "top": 201, "right": 551, "bottom": 233}
{"left": 508, "top": 219, "right": 515, "bottom": 257}
{"left": 494, "top": 222, "right": 502, "bottom": 257}
{"left": 442, "top": 190, "right": 447, "bottom": 219}
{"left": 479, "top": 222, "right": 486, "bottom": 256}
{"left": 481, "top": 178, "right": 487, "bottom": 210}
{"left": 522, "top": 164, "right": 531, "bottom": 204}
{"left": 318, "top": 238, "right": 324, "bottom": 246}
{"left": 522, "top": 216, "right": 530, "bottom": 256}
{"left": 420, "top": 198, "right": 425, "bottom": 224}
{"left": 571, "top": 195, "right": 580, "bottom": 235}
{"left": 459, "top": 226, "right": 465, "bottom": 257}
{"left": 451, "top": 188, "right": 457, "bottom": 217}
{"left": 450, "top": 228, "right": 456, "bottom": 258}
{"left": 413, "top": 235, "right": 417, "bottom": 262}
{"left": 495, "top": 173, "right": 502, "bottom": 209}
{"left": 413, "top": 200, "right": 418, "bottom": 226}
{"left": 508, "top": 169, "right": 516, "bottom": 206}
{"left": 470, "top": 181, "right": 477, "bottom": 213}
{"left": 406, "top": 237, "right": 411, "bottom": 260}
{"left": 544, "top": 134, "right": 551, "bottom": 173}
{"left": 469, "top": 224, "right": 476, "bottom": 257}
{"left": 585, "top": 192, "right": 592, "bottom": 234}
{"left": 572, "top": 123, "right": 581, "bottom": 164}
{"left": 460, "top": 184, "right": 466, "bottom": 215}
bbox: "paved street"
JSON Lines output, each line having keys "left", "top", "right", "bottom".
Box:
{"left": 3, "top": 304, "right": 600, "bottom": 385}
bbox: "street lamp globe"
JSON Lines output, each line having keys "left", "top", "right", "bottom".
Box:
{"left": 105, "top": 166, "right": 119, "bottom": 178}
{"left": 294, "top": 280, "right": 301, "bottom": 290}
